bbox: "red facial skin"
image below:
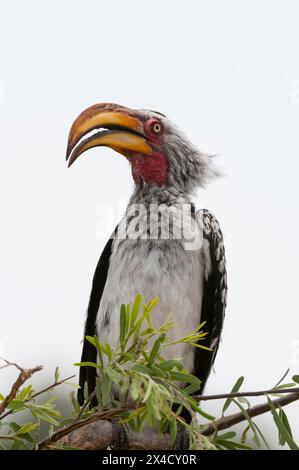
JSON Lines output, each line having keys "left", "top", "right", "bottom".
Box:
{"left": 129, "top": 118, "right": 168, "bottom": 185}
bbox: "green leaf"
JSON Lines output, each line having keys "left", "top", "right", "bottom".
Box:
{"left": 18, "top": 385, "right": 33, "bottom": 400}
{"left": 93, "top": 336, "right": 105, "bottom": 366}
{"left": 238, "top": 396, "right": 250, "bottom": 408}
{"left": 232, "top": 399, "right": 261, "bottom": 447}
{"left": 130, "top": 294, "right": 142, "bottom": 329}
{"left": 217, "top": 431, "right": 236, "bottom": 440}
{"left": 7, "top": 399, "right": 25, "bottom": 411}
{"left": 17, "top": 423, "right": 39, "bottom": 435}
{"left": 140, "top": 328, "right": 155, "bottom": 336}
{"left": 280, "top": 408, "right": 293, "bottom": 439}
{"left": 273, "top": 368, "right": 290, "bottom": 388}
{"left": 267, "top": 397, "right": 298, "bottom": 449}
{"left": 100, "top": 373, "right": 111, "bottom": 408}
{"left": 217, "top": 439, "right": 252, "bottom": 450}
{"left": 196, "top": 407, "right": 215, "bottom": 421}
{"left": 59, "top": 417, "right": 76, "bottom": 427}
{"left": 187, "top": 342, "right": 212, "bottom": 351}
{"left": 119, "top": 304, "right": 127, "bottom": 350}
{"left": 8, "top": 422, "right": 21, "bottom": 433}
{"left": 70, "top": 391, "right": 80, "bottom": 414}
{"left": 28, "top": 404, "right": 61, "bottom": 426}
{"left": 0, "top": 393, "right": 5, "bottom": 401}
{"left": 278, "top": 408, "right": 290, "bottom": 445}
{"left": 184, "top": 382, "right": 202, "bottom": 394}
{"left": 157, "top": 360, "right": 184, "bottom": 371}
{"left": 147, "top": 334, "right": 165, "bottom": 366}
{"left": 54, "top": 366, "right": 59, "bottom": 383}
{"left": 292, "top": 375, "right": 299, "bottom": 384}
{"left": 85, "top": 335, "right": 104, "bottom": 366}
{"left": 95, "top": 379, "right": 102, "bottom": 407}
{"left": 222, "top": 376, "right": 244, "bottom": 413}
{"left": 146, "top": 297, "right": 160, "bottom": 313}
{"left": 241, "top": 424, "right": 250, "bottom": 444}
{"left": 133, "top": 364, "right": 153, "bottom": 376}
{"left": 277, "top": 407, "right": 294, "bottom": 447}
{"left": 169, "top": 419, "right": 177, "bottom": 443}
{"left": 30, "top": 407, "right": 60, "bottom": 426}
{"left": 142, "top": 379, "right": 153, "bottom": 403}
{"left": 148, "top": 365, "right": 166, "bottom": 378}
{"left": 274, "top": 383, "right": 296, "bottom": 389}
{"left": 74, "top": 361, "right": 99, "bottom": 368}
{"left": 130, "top": 375, "right": 142, "bottom": 401}
{"left": 252, "top": 421, "right": 270, "bottom": 449}
{"left": 125, "top": 304, "right": 130, "bottom": 338}
{"left": 11, "top": 437, "right": 28, "bottom": 450}
{"left": 170, "top": 371, "right": 201, "bottom": 385}
{"left": 85, "top": 335, "right": 96, "bottom": 346}
{"left": 105, "top": 343, "right": 112, "bottom": 361}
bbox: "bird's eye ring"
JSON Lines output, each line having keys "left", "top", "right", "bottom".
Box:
{"left": 151, "top": 122, "right": 161, "bottom": 134}
{"left": 149, "top": 120, "right": 163, "bottom": 136}
{"left": 144, "top": 118, "right": 163, "bottom": 138}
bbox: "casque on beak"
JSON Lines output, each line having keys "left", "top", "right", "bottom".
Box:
{"left": 66, "top": 103, "right": 152, "bottom": 167}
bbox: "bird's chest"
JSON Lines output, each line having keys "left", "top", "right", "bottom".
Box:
{"left": 96, "top": 237, "right": 204, "bottom": 372}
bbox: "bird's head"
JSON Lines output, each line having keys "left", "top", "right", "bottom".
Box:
{"left": 66, "top": 103, "right": 219, "bottom": 193}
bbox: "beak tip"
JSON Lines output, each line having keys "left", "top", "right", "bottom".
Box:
{"left": 66, "top": 143, "right": 71, "bottom": 161}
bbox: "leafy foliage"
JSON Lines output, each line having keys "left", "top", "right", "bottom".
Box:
{"left": 0, "top": 295, "right": 298, "bottom": 450}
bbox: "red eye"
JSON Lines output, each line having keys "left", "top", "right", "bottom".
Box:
{"left": 144, "top": 118, "right": 163, "bottom": 138}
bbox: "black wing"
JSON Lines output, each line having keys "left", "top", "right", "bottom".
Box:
{"left": 193, "top": 209, "right": 227, "bottom": 392}
{"left": 77, "top": 234, "right": 115, "bottom": 405}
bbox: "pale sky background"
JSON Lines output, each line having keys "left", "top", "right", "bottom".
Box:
{"left": 0, "top": 0, "right": 299, "bottom": 449}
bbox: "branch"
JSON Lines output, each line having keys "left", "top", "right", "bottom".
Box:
{"left": 51, "top": 420, "right": 173, "bottom": 450}
{"left": 0, "top": 358, "right": 23, "bottom": 371}
{"left": 28, "top": 374, "right": 75, "bottom": 401}
{"left": 194, "top": 386, "right": 299, "bottom": 401}
{"left": 39, "top": 390, "right": 299, "bottom": 450}
{"left": 202, "top": 390, "right": 299, "bottom": 435}
{"left": 37, "top": 407, "right": 126, "bottom": 449}
{"left": 0, "top": 360, "right": 42, "bottom": 416}
{"left": 2, "top": 358, "right": 299, "bottom": 449}
{"left": 0, "top": 375, "right": 76, "bottom": 420}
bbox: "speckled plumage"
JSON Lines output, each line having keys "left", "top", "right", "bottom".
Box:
{"left": 97, "top": 193, "right": 204, "bottom": 374}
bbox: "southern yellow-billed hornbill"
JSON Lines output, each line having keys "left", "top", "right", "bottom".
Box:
{"left": 66, "top": 103, "right": 227, "bottom": 448}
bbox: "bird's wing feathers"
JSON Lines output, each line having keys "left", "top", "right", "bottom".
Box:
{"left": 78, "top": 233, "right": 115, "bottom": 405}
{"left": 193, "top": 209, "right": 227, "bottom": 391}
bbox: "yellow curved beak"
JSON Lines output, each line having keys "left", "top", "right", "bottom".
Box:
{"left": 66, "top": 103, "right": 152, "bottom": 167}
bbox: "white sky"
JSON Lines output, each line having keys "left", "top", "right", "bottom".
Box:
{"left": 0, "top": 0, "right": 299, "bottom": 448}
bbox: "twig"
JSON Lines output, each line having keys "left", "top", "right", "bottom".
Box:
{"left": 194, "top": 386, "right": 299, "bottom": 401}
{"left": 0, "top": 363, "right": 42, "bottom": 416}
{"left": 201, "top": 390, "right": 299, "bottom": 435}
{"left": 0, "top": 374, "right": 75, "bottom": 421}
{"left": 0, "top": 358, "right": 23, "bottom": 372}
{"left": 29, "top": 375, "right": 76, "bottom": 400}
{"left": 76, "top": 390, "right": 96, "bottom": 421}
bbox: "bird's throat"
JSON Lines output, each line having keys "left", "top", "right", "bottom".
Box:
{"left": 130, "top": 152, "right": 168, "bottom": 186}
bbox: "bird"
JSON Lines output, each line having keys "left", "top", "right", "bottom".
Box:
{"left": 66, "top": 103, "right": 227, "bottom": 443}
